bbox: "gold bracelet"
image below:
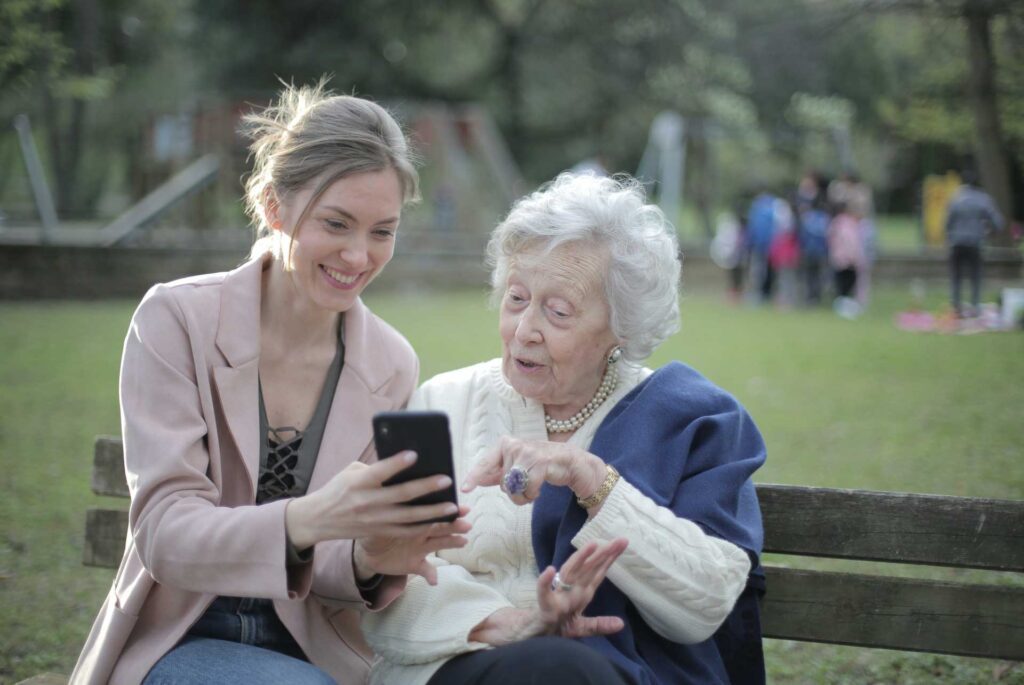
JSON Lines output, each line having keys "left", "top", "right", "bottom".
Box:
{"left": 576, "top": 464, "right": 620, "bottom": 509}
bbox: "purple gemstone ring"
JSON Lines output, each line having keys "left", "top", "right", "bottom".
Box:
{"left": 502, "top": 465, "right": 530, "bottom": 497}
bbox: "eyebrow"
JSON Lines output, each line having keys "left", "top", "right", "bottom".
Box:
{"left": 320, "top": 205, "right": 400, "bottom": 225}
{"left": 508, "top": 271, "right": 586, "bottom": 305}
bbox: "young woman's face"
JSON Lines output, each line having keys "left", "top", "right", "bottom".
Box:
{"left": 273, "top": 169, "right": 403, "bottom": 313}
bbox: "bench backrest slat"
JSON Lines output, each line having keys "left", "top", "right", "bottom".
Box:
{"left": 82, "top": 508, "right": 129, "bottom": 568}
{"left": 92, "top": 436, "right": 129, "bottom": 498}
{"left": 88, "top": 444, "right": 1024, "bottom": 573}
{"left": 762, "top": 566, "right": 1024, "bottom": 660}
{"left": 759, "top": 484, "right": 1024, "bottom": 572}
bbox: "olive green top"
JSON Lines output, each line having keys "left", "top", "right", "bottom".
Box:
{"left": 257, "top": 319, "right": 346, "bottom": 505}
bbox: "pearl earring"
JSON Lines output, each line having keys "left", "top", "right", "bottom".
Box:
{"left": 607, "top": 347, "right": 622, "bottom": 364}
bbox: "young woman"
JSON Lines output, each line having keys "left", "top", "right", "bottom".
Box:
{"left": 71, "top": 82, "right": 469, "bottom": 685}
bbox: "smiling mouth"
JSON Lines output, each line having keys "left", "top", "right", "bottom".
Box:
{"left": 515, "top": 357, "right": 544, "bottom": 369}
{"left": 321, "top": 265, "right": 360, "bottom": 287}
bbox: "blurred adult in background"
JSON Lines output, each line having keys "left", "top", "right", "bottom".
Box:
{"left": 797, "top": 195, "right": 831, "bottom": 305}
{"left": 72, "top": 82, "right": 469, "bottom": 685}
{"left": 362, "top": 173, "right": 767, "bottom": 685}
{"left": 945, "top": 169, "right": 1005, "bottom": 317}
{"left": 747, "top": 189, "right": 779, "bottom": 304}
{"left": 795, "top": 169, "right": 824, "bottom": 214}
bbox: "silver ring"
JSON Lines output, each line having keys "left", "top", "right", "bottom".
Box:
{"left": 551, "top": 571, "right": 574, "bottom": 592}
{"left": 502, "top": 465, "right": 530, "bottom": 496}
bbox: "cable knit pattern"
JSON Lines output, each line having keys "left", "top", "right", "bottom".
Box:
{"left": 572, "top": 478, "right": 751, "bottom": 643}
{"left": 360, "top": 359, "right": 751, "bottom": 685}
{"left": 362, "top": 561, "right": 510, "bottom": 666}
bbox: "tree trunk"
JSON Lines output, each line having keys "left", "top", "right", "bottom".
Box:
{"left": 964, "top": 8, "right": 1014, "bottom": 237}
{"left": 500, "top": 30, "right": 525, "bottom": 161}
{"left": 47, "top": 0, "right": 98, "bottom": 216}
{"left": 42, "top": 86, "right": 66, "bottom": 215}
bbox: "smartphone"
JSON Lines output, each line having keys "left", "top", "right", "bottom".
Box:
{"left": 374, "top": 410, "right": 458, "bottom": 523}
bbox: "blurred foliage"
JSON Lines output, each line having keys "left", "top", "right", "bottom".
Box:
{"left": 1, "top": 0, "right": 1022, "bottom": 223}
{"left": 786, "top": 93, "right": 856, "bottom": 131}
{"left": 1, "top": 0, "right": 197, "bottom": 217}
{"left": 0, "top": 0, "right": 69, "bottom": 90}
{"left": 187, "top": 0, "right": 753, "bottom": 183}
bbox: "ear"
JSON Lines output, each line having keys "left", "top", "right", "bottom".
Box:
{"left": 262, "top": 186, "right": 284, "bottom": 231}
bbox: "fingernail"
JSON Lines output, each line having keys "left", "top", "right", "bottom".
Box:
{"left": 445, "top": 503, "right": 458, "bottom": 514}
{"left": 405, "top": 451, "right": 417, "bottom": 463}
{"left": 437, "top": 476, "right": 452, "bottom": 488}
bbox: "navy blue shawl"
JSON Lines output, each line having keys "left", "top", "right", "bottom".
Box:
{"left": 531, "top": 362, "right": 767, "bottom": 685}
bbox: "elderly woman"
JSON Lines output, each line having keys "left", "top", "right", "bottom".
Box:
{"left": 361, "top": 173, "right": 767, "bottom": 685}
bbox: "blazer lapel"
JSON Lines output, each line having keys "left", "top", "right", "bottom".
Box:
{"left": 211, "top": 255, "right": 266, "bottom": 499}
{"left": 213, "top": 362, "right": 260, "bottom": 496}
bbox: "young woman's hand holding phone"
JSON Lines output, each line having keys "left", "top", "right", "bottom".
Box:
{"left": 284, "top": 411, "right": 468, "bottom": 584}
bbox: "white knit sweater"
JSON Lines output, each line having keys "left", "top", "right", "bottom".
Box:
{"left": 361, "top": 359, "right": 751, "bottom": 685}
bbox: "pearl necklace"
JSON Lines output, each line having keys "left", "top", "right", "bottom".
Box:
{"left": 545, "top": 363, "right": 618, "bottom": 434}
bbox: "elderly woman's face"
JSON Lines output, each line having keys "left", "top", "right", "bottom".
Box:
{"left": 499, "top": 244, "right": 619, "bottom": 415}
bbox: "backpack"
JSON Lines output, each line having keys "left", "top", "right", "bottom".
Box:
{"left": 799, "top": 209, "right": 830, "bottom": 258}
{"left": 748, "top": 195, "right": 777, "bottom": 256}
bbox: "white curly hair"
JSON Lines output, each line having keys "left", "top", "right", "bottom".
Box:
{"left": 487, "top": 173, "right": 682, "bottom": 363}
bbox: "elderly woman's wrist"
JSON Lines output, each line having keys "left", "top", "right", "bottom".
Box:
{"left": 570, "top": 453, "right": 609, "bottom": 500}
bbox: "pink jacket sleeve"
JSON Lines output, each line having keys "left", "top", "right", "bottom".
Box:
{"left": 121, "top": 287, "right": 310, "bottom": 600}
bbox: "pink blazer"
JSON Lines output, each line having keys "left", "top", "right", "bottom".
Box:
{"left": 71, "top": 254, "right": 418, "bottom": 684}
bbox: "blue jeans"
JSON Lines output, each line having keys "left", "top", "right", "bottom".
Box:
{"left": 143, "top": 596, "right": 337, "bottom": 684}
{"left": 950, "top": 243, "right": 982, "bottom": 314}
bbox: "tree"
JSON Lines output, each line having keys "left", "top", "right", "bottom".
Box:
{"left": 192, "top": 0, "right": 751, "bottom": 184}
{"left": 729, "top": 0, "right": 1022, "bottom": 221}
{"left": 1, "top": 0, "right": 190, "bottom": 217}
{"left": 853, "top": 0, "right": 1019, "bottom": 220}
{"left": 963, "top": 3, "right": 1014, "bottom": 222}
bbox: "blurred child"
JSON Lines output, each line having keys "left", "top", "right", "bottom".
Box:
{"left": 769, "top": 201, "right": 800, "bottom": 308}
{"left": 828, "top": 202, "right": 867, "bottom": 318}
{"left": 711, "top": 205, "right": 748, "bottom": 303}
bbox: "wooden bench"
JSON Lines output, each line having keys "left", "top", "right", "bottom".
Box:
{"left": 82, "top": 436, "right": 1024, "bottom": 662}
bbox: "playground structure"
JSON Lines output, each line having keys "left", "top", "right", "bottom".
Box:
{"left": 2, "top": 107, "right": 1019, "bottom": 300}
{"left": 3, "top": 103, "right": 523, "bottom": 252}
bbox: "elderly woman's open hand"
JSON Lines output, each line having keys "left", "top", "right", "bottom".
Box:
{"left": 462, "top": 436, "right": 607, "bottom": 505}
{"left": 468, "top": 538, "right": 628, "bottom": 646}
{"left": 536, "top": 538, "right": 628, "bottom": 637}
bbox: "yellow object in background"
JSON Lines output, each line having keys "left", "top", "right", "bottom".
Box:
{"left": 922, "top": 172, "right": 961, "bottom": 247}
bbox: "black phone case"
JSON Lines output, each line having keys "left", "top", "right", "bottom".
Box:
{"left": 374, "top": 410, "right": 458, "bottom": 523}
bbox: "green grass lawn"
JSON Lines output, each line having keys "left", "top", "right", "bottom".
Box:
{"left": 1, "top": 287, "right": 1022, "bottom": 683}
